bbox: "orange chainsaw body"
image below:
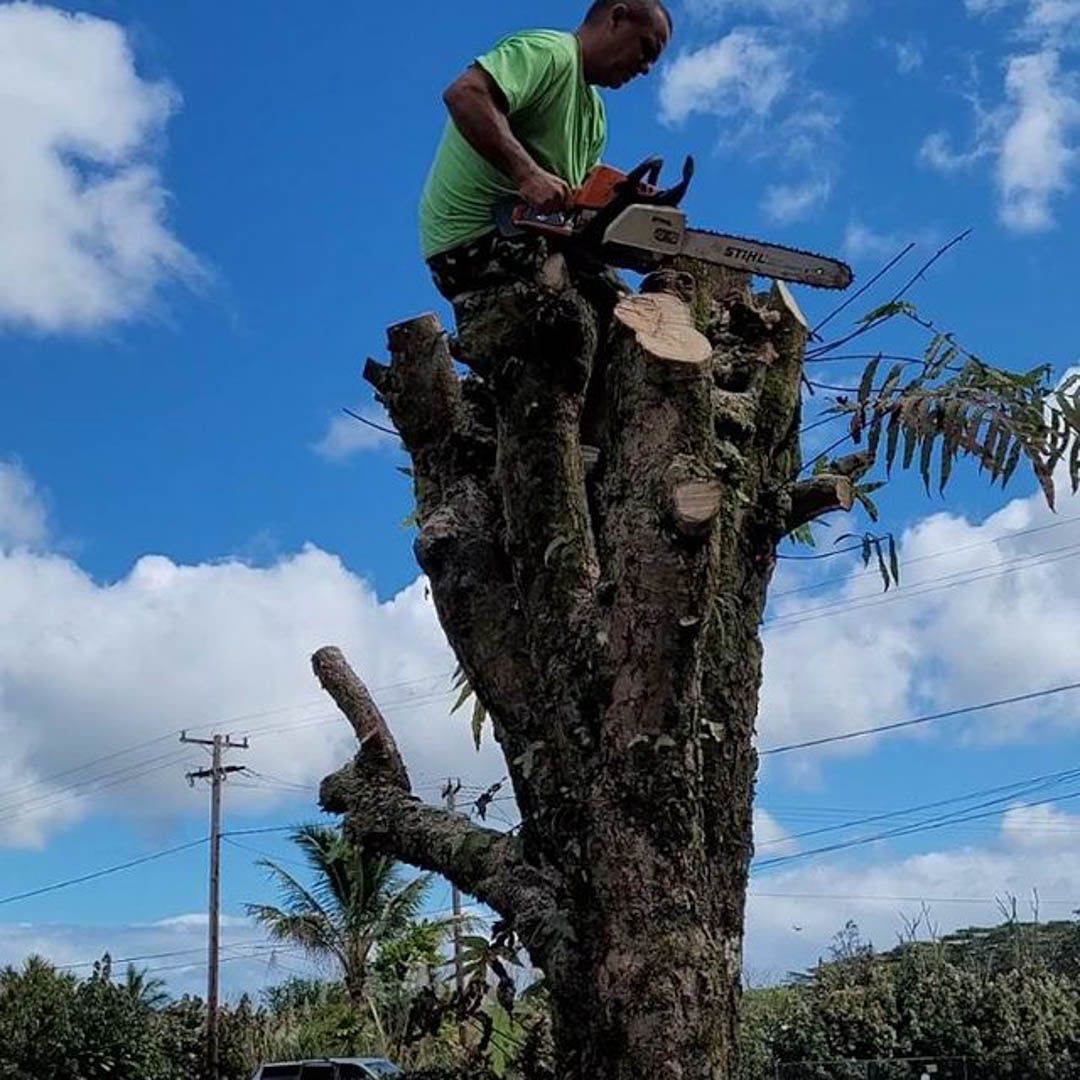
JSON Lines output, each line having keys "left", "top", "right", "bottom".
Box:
{"left": 509, "top": 161, "right": 669, "bottom": 238}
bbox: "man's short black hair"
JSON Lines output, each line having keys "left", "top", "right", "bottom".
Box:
{"left": 584, "top": 0, "right": 674, "bottom": 35}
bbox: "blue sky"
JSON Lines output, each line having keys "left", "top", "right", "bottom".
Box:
{"left": 1, "top": 0, "right": 1080, "bottom": 996}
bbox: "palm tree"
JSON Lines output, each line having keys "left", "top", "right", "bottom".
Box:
{"left": 122, "top": 964, "right": 170, "bottom": 1008}
{"left": 246, "top": 824, "right": 435, "bottom": 1006}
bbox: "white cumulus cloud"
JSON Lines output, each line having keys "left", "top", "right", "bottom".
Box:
{"left": 761, "top": 177, "right": 832, "bottom": 222}
{"left": 929, "top": 1, "right": 1080, "bottom": 230}
{"left": 966, "top": 0, "right": 1080, "bottom": 44}
{"left": 0, "top": 2, "right": 198, "bottom": 334}
{"left": 747, "top": 800, "right": 1080, "bottom": 977}
{"left": 659, "top": 29, "right": 839, "bottom": 219}
{"left": 760, "top": 450, "right": 1080, "bottom": 778}
{"left": 997, "top": 49, "right": 1078, "bottom": 230}
{"left": 313, "top": 405, "right": 398, "bottom": 461}
{"left": 0, "top": 466, "right": 503, "bottom": 848}
{"left": 659, "top": 29, "right": 794, "bottom": 126}
{"left": 0, "top": 461, "right": 48, "bottom": 548}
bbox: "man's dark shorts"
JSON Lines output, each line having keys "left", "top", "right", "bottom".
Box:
{"left": 427, "top": 230, "right": 553, "bottom": 302}
{"left": 427, "top": 229, "right": 627, "bottom": 306}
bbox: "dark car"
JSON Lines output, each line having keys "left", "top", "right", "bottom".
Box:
{"left": 251, "top": 1058, "right": 404, "bottom": 1080}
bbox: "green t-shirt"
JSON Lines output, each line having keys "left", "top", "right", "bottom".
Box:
{"left": 418, "top": 29, "right": 607, "bottom": 260}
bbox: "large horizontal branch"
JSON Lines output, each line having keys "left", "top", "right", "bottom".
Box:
{"left": 315, "top": 646, "right": 561, "bottom": 938}
{"left": 787, "top": 451, "right": 875, "bottom": 531}
{"left": 321, "top": 765, "right": 555, "bottom": 932}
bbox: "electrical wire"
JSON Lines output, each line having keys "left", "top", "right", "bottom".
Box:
{"left": 7, "top": 518, "right": 1079, "bottom": 827}
{"left": 0, "top": 837, "right": 208, "bottom": 908}
{"left": 0, "top": 669, "right": 458, "bottom": 813}
{"left": 747, "top": 889, "right": 1080, "bottom": 907}
{"left": 773, "top": 514, "right": 1080, "bottom": 600}
{"left": 760, "top": 679, "right": 1080, "bottom": 756}
{"left": 765, "top": 540, "right": 1080, "bottom": 633}
{"left": 753, "top": 785, "right": 1080, "bottom": 872}
{"left": 0, "top": 753, "right": 191, "bottom": 824}
{"left": 54, "top": 939, "right": 304, "bottom": 973}
{"left": 756, "top": 763, "right": 1080, "bottom": 850}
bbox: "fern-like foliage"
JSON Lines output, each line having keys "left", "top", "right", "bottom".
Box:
{"left": 822, "top": 305, "right": 1080, "bottom": 508}
{"left": 451, "top": 663, "right": 490, "bottom": 751}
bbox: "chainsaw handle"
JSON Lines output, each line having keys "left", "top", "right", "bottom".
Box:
{"left": 660, "top": 156, "right": 695, "bottom": 207}
{"left": 618, "top": 155, "right": 695, "bottom": 206}
{"left": 622, "top": 156, "right": 664, "bottom": 194}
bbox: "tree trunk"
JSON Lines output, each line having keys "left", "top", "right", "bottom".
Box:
{"left": 315, "top": 257, "right": 848, "bottom": 1080}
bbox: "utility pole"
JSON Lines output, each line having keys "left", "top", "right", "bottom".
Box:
{"left": 442, "top": 777, "right": 465, "bottom": 996}
{"left": 182, "top": 731, "right": 248, "bottom": 1080}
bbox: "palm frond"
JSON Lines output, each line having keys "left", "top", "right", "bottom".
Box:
{"left": 253, "top": 857, "right": 339, "bottom": 933}
{"left": 244, "top": 905, "right": 335, "bottom": 956}
{"left": 375, "top": 873, "right": 434, "bottom": 940}
{"left": 290, "top": 824, "right": 346, "bottom": 888}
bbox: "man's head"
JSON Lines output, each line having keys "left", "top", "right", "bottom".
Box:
{"left": 578, "top": 0, "right": 673, "bottom": 89}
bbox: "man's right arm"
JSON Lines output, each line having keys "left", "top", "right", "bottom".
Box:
{"left": 443, "top": 66, "right": 571, "bottom": 213}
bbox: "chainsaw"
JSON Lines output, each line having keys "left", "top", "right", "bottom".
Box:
{"left": 498, "top": 156, "right": 852, "bottom": 290}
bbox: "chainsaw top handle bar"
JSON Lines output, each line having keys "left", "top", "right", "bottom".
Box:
{"left": 581, "top": 154, "right": 696, "bottom": 244}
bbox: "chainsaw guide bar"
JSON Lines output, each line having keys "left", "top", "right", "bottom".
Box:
{"left": 506, "top": 155, "right": 853, "bottom": 292}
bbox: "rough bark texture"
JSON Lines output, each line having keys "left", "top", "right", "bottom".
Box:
{"left": 317, "top": 258, "right": 847, "bottom": 1080}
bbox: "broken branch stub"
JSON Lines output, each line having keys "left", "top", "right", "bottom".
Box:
{"left": 673, "top": 479, "right": 725, "bottom": 535}
{"left": 311, "top": 646, "right": 410, "bottom": 790}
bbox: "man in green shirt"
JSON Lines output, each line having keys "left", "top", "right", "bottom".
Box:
{"left": 419, "top": 0, "right": 673, "bottom": 303}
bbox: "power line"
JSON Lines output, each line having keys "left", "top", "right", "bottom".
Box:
{"left": 0, "top": 734, "right": 178, "bottom": 805}
{"left": 135, "top": 945, "right": 313, "bottom": 981}
{"left": 765, "top": 541, "right": 1080, "bottom": 633}
{"left": 748, "top": 889, "right": 1080, "bottom": 907}
{"left": 773, "top": 514, "right": 1080, "bottom": 600}
{"left": 0, "top": 752, "right": 190, "bottom": 823}
{"left": 245, "top": 688, "right": 458, "bottom": 740}
{"left": 5, "top": 685, "right": 1069, "bottom": 910}
{"left": 231, "top": 674, "right": 456, "bottom": 740}
{"left": 0, "top": 837, "right": 207, "bottom": 908}
{"left": 222, "top": 825, "right": 296, "bottom": 839}
{"left": 0, "top": 669, "right": 457, "bottom": 812}
{"left": 756, "top": 763, "right": 1080, "bottom": 851}
{"left": 753, "top": 784, "right": 1080, "bottom": 872}
{"left": 222, "top": 834, "right": 309, "bottom": 871}
{"left": 0, "top": 748, "right": 184, "bottom": 815}
{"left": 3, "top": 505, "right": 1079, "bottom": 818}
{"left": 4, "top": 521, "right": 1078, "bottom": 823}
{"left": 760, "top": 680, "right": 1080, "bottom": 756}
{"left": 56, "top": 939, "right": 300, "bottom": 973}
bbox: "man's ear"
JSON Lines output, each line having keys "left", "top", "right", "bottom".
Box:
{"left": 609, "top": 2, "right": 631, "bottom": 27}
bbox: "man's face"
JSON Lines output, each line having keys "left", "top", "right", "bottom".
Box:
{"left": 591, "top": 4, "right": 670, "bottom": 89}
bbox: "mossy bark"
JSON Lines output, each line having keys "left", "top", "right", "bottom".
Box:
{"left": 318, "top": 261, "right": 813, "bottom": 1080}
